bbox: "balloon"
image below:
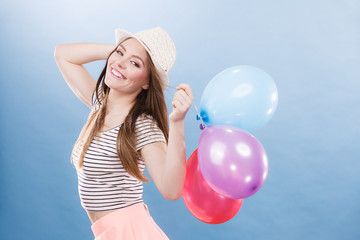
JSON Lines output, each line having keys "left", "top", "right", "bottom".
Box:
{"left": 198, "top": 125, "right": 268, "bottom": 199}
{"left": 183, "top": 149, "right": 244, "bottom": 224}
{"left": 200, "top": 65, "right": 278, "bottom": 133}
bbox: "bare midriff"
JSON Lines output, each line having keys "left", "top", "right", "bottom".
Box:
{"left": 86, "top": 209, "right": 118, "bottom": 224}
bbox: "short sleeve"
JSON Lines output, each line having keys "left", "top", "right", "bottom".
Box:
{"left": 135, "top": 114, "right": 167, "bottom": 151}
{"left": 90, "top": 89, "right": 102, "bottom": 112}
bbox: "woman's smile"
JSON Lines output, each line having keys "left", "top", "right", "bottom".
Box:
{"left": 110, "top": 67, "right": 127, "bottom": 80}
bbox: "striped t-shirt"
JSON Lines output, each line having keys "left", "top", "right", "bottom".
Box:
{"left": 71, "top": 91, "right": 166, "bottom": 212}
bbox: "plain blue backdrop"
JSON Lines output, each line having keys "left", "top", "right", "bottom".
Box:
{"left": 1, "top": 0, "right": 359, "bottom": 239}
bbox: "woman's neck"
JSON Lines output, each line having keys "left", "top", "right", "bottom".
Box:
{"left": 106, "top": 89, "right": 137, "bottom": 116}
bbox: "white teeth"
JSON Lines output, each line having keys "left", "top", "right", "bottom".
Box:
{"left": 111, "top": 69, "right": 124, "bottom": 79}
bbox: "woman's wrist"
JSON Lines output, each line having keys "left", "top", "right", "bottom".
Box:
{"left": 169, "top": 118, "right": 185, "bottom": 127}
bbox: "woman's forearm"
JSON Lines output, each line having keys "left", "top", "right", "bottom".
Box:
{"left": 54, "top": 43, "right": 115, "bottom": 64}
{"left": 161, "top": 120, "right": 187, "bottom": 200}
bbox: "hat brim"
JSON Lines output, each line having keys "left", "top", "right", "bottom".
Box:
{"left": 115, "top": 29, "right": 168, "bottom": 90}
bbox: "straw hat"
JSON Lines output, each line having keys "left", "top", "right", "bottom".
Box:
{"left": 115, "top": 27, "right": 176, "bottom": 90}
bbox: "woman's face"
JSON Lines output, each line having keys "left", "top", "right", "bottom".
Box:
{"left": 105, "top": 38, "right": 150, "bottom": 94}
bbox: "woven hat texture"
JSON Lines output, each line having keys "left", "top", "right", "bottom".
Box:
{"left": 115, "top": 27, "right": 176, "bottom": 90}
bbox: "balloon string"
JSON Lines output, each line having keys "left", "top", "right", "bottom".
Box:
{"left": 167, "top": 85, "right": 206, "bottom": 129}
{"left": 193, "top": 103, "right": 207, "bottom": 129}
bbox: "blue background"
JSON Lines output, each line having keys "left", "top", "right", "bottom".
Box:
{"left": 1, "top": 0, "right": 359, "bottom": 239}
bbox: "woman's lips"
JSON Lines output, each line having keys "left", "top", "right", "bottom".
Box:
{"left": 110, "top": 67, "right": 127, "bottom": 80}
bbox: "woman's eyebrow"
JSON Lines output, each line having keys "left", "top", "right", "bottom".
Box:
{"left": 119, "top": 44, "right": 126, "bottom": 52}
{"left": 132, "top": 56, "right": 145, "bottom": 67}
{"left": 118, "top": 44, "right": 145, "bottom": 67}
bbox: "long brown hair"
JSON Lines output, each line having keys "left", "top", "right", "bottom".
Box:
{"left": 72, "top": 40, "right": 169, "bottom": 182}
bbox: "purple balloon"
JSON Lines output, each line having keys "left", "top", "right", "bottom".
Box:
{"left": 198, "top": 125, "right": 268, "bottom": 199}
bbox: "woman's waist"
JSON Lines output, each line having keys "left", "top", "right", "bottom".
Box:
{"left": 86, "top": 201, "right": 145, "bottom": 224}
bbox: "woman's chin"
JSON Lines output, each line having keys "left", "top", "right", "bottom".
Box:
{"left": 104, "top": 78, "right": 119, "bottom": 89}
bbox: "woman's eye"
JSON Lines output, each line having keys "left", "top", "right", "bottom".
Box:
{"left": 130, "top": 61, "right": 140, "bottom": 68}
{"left": 116, "top": 50, "right": 123, "bottom": 56}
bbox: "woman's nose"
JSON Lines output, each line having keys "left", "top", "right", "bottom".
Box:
{"left": 115, "top": 57, "right": 126, "bottom": 69}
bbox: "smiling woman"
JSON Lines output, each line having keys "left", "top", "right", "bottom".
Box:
{"left": 54, "top": 27, "right": 193, "bottom": 240}
{"left": 105, "top": 38, "right": 151, "bottom": 95}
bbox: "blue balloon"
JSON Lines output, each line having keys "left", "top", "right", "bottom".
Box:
{"left": 200, "top": 65, "right": 278, "bottom": 133}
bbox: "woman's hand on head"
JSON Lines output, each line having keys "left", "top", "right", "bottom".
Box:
{"left": 169, "top": 84, "right": 194, "bottom": 123}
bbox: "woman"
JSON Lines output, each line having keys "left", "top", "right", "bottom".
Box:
{"left": 54, "top": 27, "right": 193, "bottom": 239}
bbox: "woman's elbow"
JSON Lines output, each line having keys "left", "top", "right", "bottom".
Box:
{"left": 54, "top": 45, "right": 61, "bottom": 61}
{"left": 162, "top": 191, "right": 183, "bottom": 201}
{"left": 54, "top": 45, "right": 65, "bottom": 61}
{"left": 158, "top": 177, "right": 186, "bottom": 201}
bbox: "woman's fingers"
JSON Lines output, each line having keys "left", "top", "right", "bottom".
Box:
{"left": 172, "top": 99, "right": 182, "bottom": 109}
{"left": 169, "top": 84, "right": 193, "bottom": 122}
{"left": 176, "top": 84, "right": 193, "bottom": 101}
{"left": 174, "top": 90, "right": 191, "bottom": 107}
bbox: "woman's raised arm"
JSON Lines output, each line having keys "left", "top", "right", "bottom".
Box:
{"left": 141, "top": 84, "right": 193, "bottom": 200}
{"left": 54, "top": 43, "right": 115, "bottom": 108}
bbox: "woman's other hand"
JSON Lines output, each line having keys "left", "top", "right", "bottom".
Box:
{"left": 169, "top": 84, "right": 194, "bottom": 123}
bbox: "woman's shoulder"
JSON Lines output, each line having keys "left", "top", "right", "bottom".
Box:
{"left": 135, "top": 113, "right": 164, "bottom": 133}
{"left": 136, "top": 113, "right": 157, "bottom": 124}
{"left": 135, "top": 113, "right": 166, "bottom": 150}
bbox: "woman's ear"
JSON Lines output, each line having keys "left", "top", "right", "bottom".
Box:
{"left": 142, "top": 84, "right": 150, "bottom": 90}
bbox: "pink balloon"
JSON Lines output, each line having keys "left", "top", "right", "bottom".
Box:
{"left": 198, "top": 125, "right": 268, "bottom": 199}
{"left": 182, "top": 149, "right": 244, "bottom": 224}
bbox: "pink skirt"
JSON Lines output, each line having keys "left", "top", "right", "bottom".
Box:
{"left": 91, "top": 203, "right": 169, "bottom": 240}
